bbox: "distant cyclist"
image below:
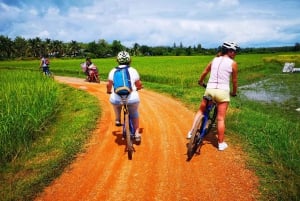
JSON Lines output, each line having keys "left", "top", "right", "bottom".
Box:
{"left": 39, "top": 55, "right": 50, "bottom": 75}
{"left": 106, "top": 51, "right": 143, "bottom": 141}
{"left": 186, "top": 42, "right": 239, "bottom": 151}
{"left": 84, "top": 57, "right": 94, "bottom": 80}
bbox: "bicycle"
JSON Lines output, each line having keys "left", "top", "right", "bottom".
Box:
{"left": 186, "top": 83, "right": 217, "bottom": 161}
{"left": 41, "top": 66, "right": 54, "bottom": 78}
{"left": 120, "top": 96, "right": 137, "bottom": 160}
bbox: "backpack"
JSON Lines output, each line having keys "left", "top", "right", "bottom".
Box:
{"left": 44, "top": 58, "right": 50, "bottom": 65}
{"left": 113, "top": 66, "right": 132, "bottom": 96}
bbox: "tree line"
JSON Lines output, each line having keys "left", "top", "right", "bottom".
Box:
{"left": 0, "top": 35, "right": 299, "bottom": 60}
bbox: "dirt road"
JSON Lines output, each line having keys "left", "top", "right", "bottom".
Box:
{"left": 35, "top": 76, "right": 258, "bottom": 201}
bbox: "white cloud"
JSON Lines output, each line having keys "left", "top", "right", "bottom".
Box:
{"left": 0, "top": 0, "right": 299, "bottom": 48}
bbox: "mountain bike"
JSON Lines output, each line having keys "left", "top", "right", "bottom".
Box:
{"left": 120, "top": 96, "right": 136, "bottom": 160}
{"left": 187, "top": 84, "right": 217, "bottom": 161}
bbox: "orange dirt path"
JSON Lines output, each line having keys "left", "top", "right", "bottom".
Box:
{"left": 35, "top": 76, "right": 258, "bottom": 201}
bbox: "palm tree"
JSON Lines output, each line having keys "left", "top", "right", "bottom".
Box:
{"left": 0, "top": 35, "right": 14, "bottom": 59}
{"left": 132, "top": 43, "right": 140, "bottom": 56}
{"left": 28, "top": 37, "right": 42, "bottom": 57}
{"left": 50, "top": 40, "right": 65, "bottom": 57}
{"left": 13, "top": 36, "right": 28, "bottom": 58}
{"left": 69, "top": 40, "right": 80, "bottom": 57}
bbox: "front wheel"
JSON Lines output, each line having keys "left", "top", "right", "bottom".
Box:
{"left": 187, "top": 115, "right": 204, "bottom": 161}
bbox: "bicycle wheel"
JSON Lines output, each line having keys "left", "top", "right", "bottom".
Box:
{"left": 125, "top": 113, "right": 133, "bottom": 160}
{"left": 187, "top": 114, "right": 204, "bottom": 160}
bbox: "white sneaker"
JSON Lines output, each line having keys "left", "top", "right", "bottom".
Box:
{"left": 186, "top": 131, "right": 192, "bottom": 139}
{"left": 115, "top": 120, "right": 122, "bottom": 127}
{"left": 135, "top": 132, "right": 141, "bottom": 142}
{"left": 218, "top": 142, "right": 228, "bottom": 151}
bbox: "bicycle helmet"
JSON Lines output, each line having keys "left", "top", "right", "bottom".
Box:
{"left": 222, "top": 42, "right": 239, "bottom": 51}
{"left": 117, "top": 51, "right": 131, "bottom": 64}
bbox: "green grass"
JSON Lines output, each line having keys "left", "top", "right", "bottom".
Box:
{"left": 0, "top": 71, "right": 100, "bottom": 201}
{"left": 0, "top": 53, "right": 299, "bottom": 201}
{"left": 0, "top": 70, "right": 59, "bottom": 163}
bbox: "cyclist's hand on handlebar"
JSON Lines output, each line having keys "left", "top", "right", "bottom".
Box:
{"left": 230, "top": 92, "right": 237, "bottom": 97}
{"left": 198, "top": 80, "right": 207, "bottom": 88}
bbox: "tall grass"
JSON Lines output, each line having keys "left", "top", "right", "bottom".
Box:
{"left": 0, "top": 70, "right": 59, "bottom": 163}
{"left": 0, "top": 83, "right": 100, "bottom": 201}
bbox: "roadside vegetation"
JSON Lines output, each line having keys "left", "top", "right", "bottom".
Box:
{"left": 0, "top": 53, "right": 299, "bottom": 201}
{"left": 0, "top": 69, "right": 100, "bottom": 201}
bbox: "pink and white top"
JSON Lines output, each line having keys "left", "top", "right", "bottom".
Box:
{"left": 207, "top": 56, "right": 234, "bottom": 91}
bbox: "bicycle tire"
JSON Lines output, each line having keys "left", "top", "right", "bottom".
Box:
{"left": 125, "top": 113, "right": 133, "bottom": 160}
{"left": 187, "top": 114, "right": 204, "bottom": 160}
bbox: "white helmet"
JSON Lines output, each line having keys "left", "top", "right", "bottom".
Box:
{"left": 222, "top": 42, "right": 239, "bottom": 51}
{"left": 117, "top": 51, "right": 130, "bottom": 64}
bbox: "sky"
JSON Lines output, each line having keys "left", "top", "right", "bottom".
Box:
{"left": 0, "top": 0, "right": 299, "bottom": 48}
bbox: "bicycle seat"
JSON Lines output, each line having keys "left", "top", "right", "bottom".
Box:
{"left": 203, "top": 95, "right": 213, "bottom": 101}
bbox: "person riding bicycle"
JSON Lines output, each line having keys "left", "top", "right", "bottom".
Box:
{"left": 84, "top": 57, "right": 95, "bottom": 80}
{"left": 39, "top": 55, "right": 50, "bottom": 74}
{"left": 106, "top": 51, "right": 143, "bottom": 141}
{"left": 186, "top": 42, "right": 239, "bottom": 151}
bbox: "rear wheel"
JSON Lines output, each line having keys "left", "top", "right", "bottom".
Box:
{"left": 125, "top": 113, "right": 133, "bottom": 160}
{"left": 187, "top": 115, "right": 204, "bottom": 161}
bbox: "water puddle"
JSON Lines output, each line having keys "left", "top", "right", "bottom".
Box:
{"left": 239, "top": 78, "right": 295, "bottom": 104}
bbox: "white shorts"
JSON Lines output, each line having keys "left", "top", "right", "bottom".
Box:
{"left": 204, "top": 88, "right": 230, "bottom": 102}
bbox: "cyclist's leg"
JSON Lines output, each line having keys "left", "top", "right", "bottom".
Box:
{"left": 42, "top": 67, "right": 47, "bottom": 75}
{"left": 216, "top": 102, "right": 228, "bottom": 143}
{"left": 112, "top": 104, "right": 122, "bottom": 126}
{"left": 213, "top": 89, "right": 230, "bottom": 142}
{"left": 187, "top": 99, "right": 206, "bottom": 138}
{"left": 127, "top": 102, "right": 140, "bottom": 137}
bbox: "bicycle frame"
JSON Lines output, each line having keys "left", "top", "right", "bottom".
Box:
{"left": 199, "top": 96, "right": 216, "bottom": 138}
{"left": 42, "top": 66, "right": 53, "bottom": 78}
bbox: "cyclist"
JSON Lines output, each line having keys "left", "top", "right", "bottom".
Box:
{"left": 186, "top": 42, "right": 239, "bottom": 151}
{"left": 39, "top": 55, "right": 50, "bottom": 75}
{"left": 84, "top": 57, "right": 93, "bottom": 80}
{"left": 106, "top": 51, "right": 143, "bottom": 141}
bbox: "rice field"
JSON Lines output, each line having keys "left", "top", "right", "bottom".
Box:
{"left": 0, "top": 70, "right": 59, "bottom": 163}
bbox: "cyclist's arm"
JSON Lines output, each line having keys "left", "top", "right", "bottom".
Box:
{"left": 198, "top": 62, "right": 212, "bottom": 85}
{"left": 231, "top": 61, "right": 238, "bottom": 96}
{"left": 106, "top": 80, "right": 113, "bottom": 94}
{"left": 135, "top": 80, "right": 143, "bottom": 90}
